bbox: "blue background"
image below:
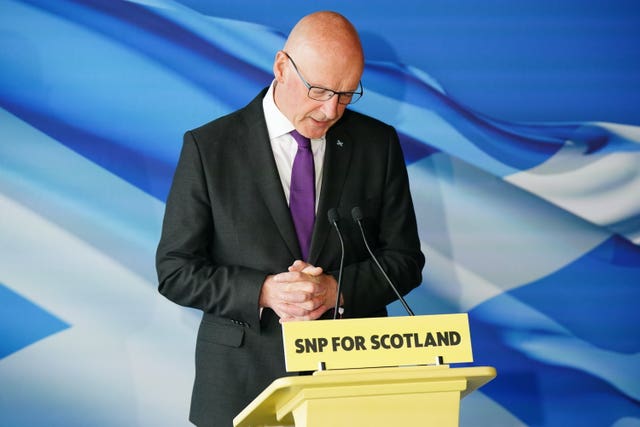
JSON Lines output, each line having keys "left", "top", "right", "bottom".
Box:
{"left": 1, "top": 1, "right": 639, "bottom": 426}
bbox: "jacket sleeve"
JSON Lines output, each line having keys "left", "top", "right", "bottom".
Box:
{"left": 155, "top": 132, "right": 266, "bottom": 330}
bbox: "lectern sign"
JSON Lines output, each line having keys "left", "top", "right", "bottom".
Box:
{"left": 281, "top": 313, "right": 473, "bottom": 372}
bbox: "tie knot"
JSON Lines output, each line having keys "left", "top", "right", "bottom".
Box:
{"left": 290, "top": 130, "right": 311, "bottom": 149}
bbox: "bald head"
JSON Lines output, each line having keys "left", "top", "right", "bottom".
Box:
{"left": 284, "top": 11, "right": 364, "bottom": 69}
{"left": 272, "top": 11, "right": 365, "bottom": 139}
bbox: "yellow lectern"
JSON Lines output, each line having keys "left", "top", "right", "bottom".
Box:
{"left": 233, "top": 365, "right": 496, "bottom": 427}
{"left": 234, "top": 314, "right": 496, "bottom": 427}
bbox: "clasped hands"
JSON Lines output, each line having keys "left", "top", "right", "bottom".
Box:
{"left": 259, "top": 260, "right": 340, "bottom": 322}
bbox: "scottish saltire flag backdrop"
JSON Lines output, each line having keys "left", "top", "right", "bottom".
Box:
{"left": 1, "top": 0, "right": 639, "bottom": 425}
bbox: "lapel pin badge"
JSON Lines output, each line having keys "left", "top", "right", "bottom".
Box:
{"left": 337, "top": 140, "right": 344, "bottom": 147}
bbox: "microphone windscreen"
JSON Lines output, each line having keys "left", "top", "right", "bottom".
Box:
{"left": 351, "top": 206, "right": 363, "bottom": 221}
{"left": 327, "top": 208, "right": 340, "bottom": 224}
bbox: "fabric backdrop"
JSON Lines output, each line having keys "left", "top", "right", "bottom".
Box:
{"left": 1, "top": 1, "right": 639, "bottom": 426}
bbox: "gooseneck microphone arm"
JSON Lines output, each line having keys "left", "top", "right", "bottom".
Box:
{"left": 327, "top": 208, "right": 345, "bottom": 320}
{"left": 351, "top": 206, "right": 415, "bottom": 316}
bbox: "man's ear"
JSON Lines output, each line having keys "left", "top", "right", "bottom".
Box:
{"left": 273, "top": 50, "right": 288, "bottom": 84}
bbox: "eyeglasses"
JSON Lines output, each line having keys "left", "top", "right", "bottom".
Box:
{"left": 282, "top": 51, "right": 363, "bottom": 105}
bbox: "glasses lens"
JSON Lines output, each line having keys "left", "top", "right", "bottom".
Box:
{"left": 307, "top": 84, "right": 363, "bottom": 104}
{"left": 345, "top": 91, "right": 362, "bottom": 105}
{"left": 308, "top": 87, "right": 333, "bottom": 101}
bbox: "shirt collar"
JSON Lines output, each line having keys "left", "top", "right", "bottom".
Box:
{"left": 262, "top": 81, "right": 295, "bottom": 140}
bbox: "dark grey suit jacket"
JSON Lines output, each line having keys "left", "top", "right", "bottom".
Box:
{"left": 156, "top": 88, "right": 425, "bottom": 426}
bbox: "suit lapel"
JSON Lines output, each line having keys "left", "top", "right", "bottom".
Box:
{"left": 239, "top": 92, "right": 354, "bottom": 264}
{"left": 308, "top": 125, "right": 353, "bottom": 264}
{"left": 241, "top": 94, "right": 302, "bottom": 260}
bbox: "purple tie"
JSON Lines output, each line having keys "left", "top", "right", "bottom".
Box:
{"left": 289, "top": 130, "right": 315, "bottom": 260}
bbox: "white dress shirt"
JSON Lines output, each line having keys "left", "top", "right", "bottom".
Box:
{"left": 262, "top": 82, "right": 325, "bottom": 210}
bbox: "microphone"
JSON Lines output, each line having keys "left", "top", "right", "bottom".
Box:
{"left": 351, "top": 207, "right": 414, "bottom": 316}
{"left": 327, "top": 208, "right": 345, "bottom": 319}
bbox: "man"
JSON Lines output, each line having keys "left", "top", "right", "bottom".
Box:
{"left": 156, "top": 11, "right": 425, "bottom": 426}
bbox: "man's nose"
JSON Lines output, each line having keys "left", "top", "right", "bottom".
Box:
{"left": 319, "top": 95, "right": 341, "bottom": 120}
